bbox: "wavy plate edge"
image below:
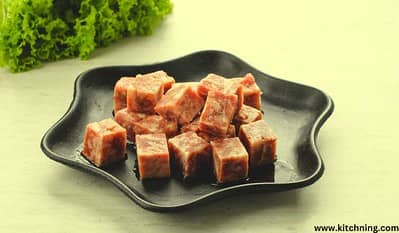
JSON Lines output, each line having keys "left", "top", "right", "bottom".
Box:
{"left": 40, "top": 50, "right": 335, "bottom": 212}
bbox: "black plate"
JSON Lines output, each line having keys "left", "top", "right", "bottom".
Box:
{"left": 40, "top": 50, "right": 334, "bottom": 212}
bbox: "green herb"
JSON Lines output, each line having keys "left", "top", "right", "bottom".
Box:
{"left": 0, "top": 0, "right": 173, "bottom": 73}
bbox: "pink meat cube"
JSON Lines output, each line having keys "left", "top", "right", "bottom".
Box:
{"left": 155, "top": 84, "right": 204, "bottom": 125}
{"left": 133, "top": 115, "right": 178, "bottom": 139}
{"left": 82, "top": 119, "right": 127, "bottom": 167}
{"left": 233, "top": 73, "right": 262, "bottom": 109}
{"left": 197, "top": 73, "right": 243, "bottom": 110}
{"left": 113, "top": 77, "right": 135, "bottom": 112}
{"left": 127, "top": 75, "right": 163, "bottom": 113}
{"left": 168, "top": 131, "right": 212, "bottom": 178}
{"left": 239, "top": 120, "right": 277, "bottom": 167}
{"left": 197, "top": 124, "right": 236, "bottom": 142}
{"left": 211, "top": 137, "right": 249, "bottom": 183}
{"left": 233, "top": 104, "right": 263, "bottom": 129}
{"left": 198, "top": 90, "right": 238, "bottom": 136}
{"left": 114, "top": 108, "right": 149, "bottom": 141}
{"left": 136, "top": 70, "right": 175, "bottom": 93}
{"left": 181, "top": 117, "right": 235, "bottom": 142}
{"left": 172, "top": 82, "right": 201, "bottom": 97}
{"left": 197, "top": 73, "right": 227, "bottom": 97}
{"left": 227, "top": 80, "right": 244, "bottom": 111}
{"left": 136, "top": 134, "right": 170, "bottom": 179}
{"left": 180, "top": 117, "right": 201, "bottom": 134}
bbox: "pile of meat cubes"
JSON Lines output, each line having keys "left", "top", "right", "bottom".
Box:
{"left": 82, "top": 71, "right": 277, "bottom": 184}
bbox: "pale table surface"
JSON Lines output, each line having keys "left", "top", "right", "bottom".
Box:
{"left": 1, "top": 1, "right": 398, "bottom": 232}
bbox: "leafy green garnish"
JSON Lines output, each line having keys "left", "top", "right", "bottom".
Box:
{"left": 0, "top": 0, "right": 173, "bottom": 72}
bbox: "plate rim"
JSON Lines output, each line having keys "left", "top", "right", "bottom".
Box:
{"left": 40, "top": 50, "right": 334, "bottom": 212}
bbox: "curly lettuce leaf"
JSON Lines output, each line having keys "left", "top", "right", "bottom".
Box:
{"left": 0, "top": 0, "right": 173, "bottom": 72}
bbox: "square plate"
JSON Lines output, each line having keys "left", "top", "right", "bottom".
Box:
{"left": 40, "top": 50, "right": 334, "bottom": 212}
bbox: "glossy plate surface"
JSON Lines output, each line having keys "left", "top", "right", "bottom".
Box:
{"left": 41, "top": 50, "right": 334, "bottom": 212}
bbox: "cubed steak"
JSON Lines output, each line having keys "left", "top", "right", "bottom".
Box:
{"left": 181, "top": 117, "right": 236, "bottom": 142}
{"left": 198, "top": 73, "right": 243, "bottom": 110}
{"left": 180, "top": 117, "right": 201, "bottom": 134}
{"left": 136, "top": 70, "right": 175, "bottom": 93}
{"left": 198, "top": 124, "right": 236, "bottom": 142}
{"left": 197, "top": 73, "right": 227, "bottom": 97}
{"left": 234, "top": 104, "right": 263, "bottom": 129}
{"left": 155, "top": 84, "right": 204, "bottom": 125}
{"left": 113, "top": 77, "right": 135, "bottom": 112}
{"left": 133, "top": 115, "right": 178, "bottom": 139}
{"left": 239, "top": 120, "right": 277, "bottom": 167}
{"left": 226, "top": 80, "right": 244, "bottom": 111}
{"left": 127, "top": 74, "right": 163, "bottom": 113}
{"left": 198, "top": 90, "right": 238, "bottom": 136}
{"left": 233, "top": 73, "right": 262, "bottom": 109}
{"left": 172, "top": 82, "right": 200, "bottom": 97}
{"left": 114, "top": 108, "right": 149, "bottom": 141}
{"left": 82, "top": 119, "right": 127, "bottom": 167}
{"left": 168, "top": 131, "right": 212, "bottom": 178}
{"left": 136, "top": 134, "right": 170, "bottom": 179}
{"left": 211, "top": 137, "right": 249, "bottom": 183}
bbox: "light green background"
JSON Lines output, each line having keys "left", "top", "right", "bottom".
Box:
{"left": 1, "top": 1, "right": 398, "bottom": 232}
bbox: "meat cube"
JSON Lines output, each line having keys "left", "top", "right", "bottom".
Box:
{"left": 182, "top": 117, "right": 236, "bottom": 142}
{"left": 227, "top": 80, "right": 244, "bottom": 111}
{"left": 133, "top": 115, "right": 178, "bottom": 139}
{"left": 198, "top": 90, "right": 238, "bottom": 136}
{"left": 168, "top": 132, "right": 211, "bottom": 178}
{"left": 197, "top": 124, "right": 236, "bottom": 142}
{"left": 172, "top": 82, "right": 200, "bottom": 97}
{"left": 127, "top": 75, "right": 163, "bottom": 113}
{"left": 180, "top": 117, "right": 201, "bottom": 133}
{"left": 198, "top": 73, "right": 243, "bottom": 110}
{"left": 211, "top": 137, "right": 249, "bottom": 183}
{"left": 197, "top": 73, "right": 227, "bottom": 97}
{"left": 114, "top": 108, "right": 149, "bottom": 141}
{"left": 136, "top": 70, "right": 175, "bottom": 93}
{"left": 155, "top": 84, "right": 204, "bottom": 125}
{"left": 239, "top": 120, "right": 277, "bottom": 167}
{"left": 136, "top": 134, "right": 170, "bottom": 179}
{"left": 82, "top": 119, "right": 127, "bottom": 167}
{"left": 233, "top": 73, "right": 262, "bottom": 109}
{"left": 114, "top": 72, "right": 174, "bottom": 113}
{"left": 234, "top": 104, "right": 263, "bottom": 129}
{"left": 113, "top": 77, "right": 135, "bottom": 112}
